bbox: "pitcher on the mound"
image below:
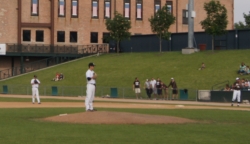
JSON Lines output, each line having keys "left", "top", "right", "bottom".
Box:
{"left": 85, "top": 62, "right": 97, "bottom": 112}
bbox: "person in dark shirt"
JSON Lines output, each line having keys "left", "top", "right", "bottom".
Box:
{"left": 133, "top": 77, "right": 141, "bottom": 99}
{"left": 156, "top": 78, "right": 162, "bottom": 100}
{"left": 144, "top": 79, "right": 152, "bottom": 99}
{"left": 231, "top": 77, "right": 241, "bottom": 107}
{"left": 168, "top": 78, "right": 178, "bottom": 100}
{"left": 59, "top": 73, "right": 64, "bottom": 80}
{"left": 161, "top": 82, "right": 168, "bottom": 100}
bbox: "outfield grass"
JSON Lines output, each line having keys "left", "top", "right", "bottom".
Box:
{"left": 1, "top": 50, "right": 250, "bottom": 91}
{"left": 0, "top": 108, "right": 250, "bottom": 144}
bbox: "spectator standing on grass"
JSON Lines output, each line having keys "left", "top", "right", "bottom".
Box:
{"left": 150, "top": 78, "right": 157, "bottom": 99}
{"left": 161, "top": 81, "right": 168, "bottom": 100}
{"left": 168, "top": 78, "right": 178, "bottom": 100}
{"left": 133, "top": 77, "right": 142, "bottom": 99}
{"left": 238, "top": 62, "right": 246, "bottom": 75}
{"left": 231, "top": 77, "right": 241, "bottom": 107}
{"left": 156, "top": 78, "right": 162, "bottom": 100}
{"left": 31, "top": 75, "right": 41, "bottom": 104}
{"left": 144, "top": 79, "right": 152, "bottom": 99}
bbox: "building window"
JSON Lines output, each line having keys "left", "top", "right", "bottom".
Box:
{"left": 91, "top": 32, "right": 98, "bottom": 43}
{"left": 124, "top": 0, "right": 130, "bottom": 19}
{"left": 104, "top": 0, "right": 111, "bottom": 19}
{"left": 182, "top": 9, "right": 188, "bottom": 24}
{"left": 57, "top": 31, "right": 65, "bottom": 42}
{"left": 166, "top": 1, "right": 173, "bottom": 14}
{"left": 102, "top": 33, "right": 110, "bottom": 43}
{"left": 92, "top": 0, "right": 99, "bottom": 18}
{"left": 58, "top": 0, "right": 65, "bottom": 17}
{"left": 70, "top": 32, "right": 77, "bottom": 43}
{"left": 136, "top": 0, "right": 142, "bottom": 20}
{"left": 71, "top": 0, "right": 78, "bottom": 17}
{"left": 23, "top": 30, "right": 31, "bottom": 42}
{"left": 154, "top": 0, "right": 161, "bottom": 13}
{"left": 31, "top": 0, "right": 39, "bottom": 16}
{"left": 36, "top": 30, "right": 44, "bottom": 42}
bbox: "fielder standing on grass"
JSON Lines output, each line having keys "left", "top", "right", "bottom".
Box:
{"left": 31, "top": 75, "right": 41, "bottom": 104}
{"left": 85, "top": 62, "right": 97, "bottom": 112}
{"left": 231, "top": 77, "right": 241, "bottom": 107}
{"left": 133, "top": 77, "right": 141, "bottom": 99}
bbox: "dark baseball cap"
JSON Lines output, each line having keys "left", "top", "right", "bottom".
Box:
{"left": 88, "top": 62, "right": 95, "bottom": 67}
{"left": 34, "top": 75, "right": 37, "bottom": 78}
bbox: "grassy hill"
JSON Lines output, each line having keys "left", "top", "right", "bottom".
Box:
{"left": 1, "top": 50, "right": 250, "bottom": 91}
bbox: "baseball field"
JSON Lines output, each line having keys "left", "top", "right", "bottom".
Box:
{"left": 1, "top": 50, "right": 250, "bottom": 143}
{"left": 0, "top": 95, "right": 250, "bottom": 144}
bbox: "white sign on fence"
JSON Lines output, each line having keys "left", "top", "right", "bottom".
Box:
{"left": 0, "top": 44, "right": 6, "bottom": 55}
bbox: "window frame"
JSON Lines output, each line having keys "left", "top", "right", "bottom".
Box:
{"left": 70, "top": 31, "right": 78, "bottom": 43}
{"left": 136, "top": 0, "right": 143, "bottom": 20}
{"left": 166, "top": 1, "right": 173, "bottom": 14}
{"left": 154, "top": 0, "right": 161, "bottom": 14}
{"left": 90, "top": 32, "right": 98, "bottom": 43}
{"left": 23, "top": 30, "right": 31, "bottom": 42}
{"left": 58, "top": 0, "right": 66, "bottom": 17}
{"left": 31, "top": 0, "right": 39, "bottom": 16}
{"left": 71, "top": 0, "right": 79, "bottom": 18}
{"left": 57, "top": 31, "right": 65, "bottom": 42}
{"left": 104, "top": 0, "right": 111, "bottom": 19}
{"left": 182, "top": 9, "right": 188, "bottom": 25}
{"left": 102, "top": 32, "right": 110, "bottom": 43}
{"left": 91, "top": 0, "right": 99, "bottom": 19}
{"left": 35, "top": 30, "right": 44, "bottom": 42}
{"left": 123, "top": 0, "right": 131, "bottom": 19}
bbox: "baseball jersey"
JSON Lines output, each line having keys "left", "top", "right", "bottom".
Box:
{"left": 134, "top": 80, "right": 140, "bottom": 88}
{"left": 233, "top": 82, "right": 241, "bottom": 90}
{"left": 31, "top": 79, "right": 40, "bottom": 88}
{"left": 168, "top": 81, "right": 177, "bottom": 89}
{"left": 86, "top": 69, "right": 96, "bottom": 84}
{"left": 156, "top": 80, "right": 162, "bottom": 89}
{"left": 145, "top": 81, "right": 151, "bottom": 89}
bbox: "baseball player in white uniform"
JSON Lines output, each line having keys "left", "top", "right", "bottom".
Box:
{"left": 85, "top": 62, "right": 97, "bottom": 112}
{"left": 31, "top": 75, "right": 41, "bottom": 104}
{"left": 231, "top": 77, "right": 241, "bottom": 107}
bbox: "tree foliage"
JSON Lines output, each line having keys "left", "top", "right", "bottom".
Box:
{"left": 148, "top": 5, "right": 176, "bottom": 52}
{"left": 235, "top": 12, "right": 250, "bottom": 29}
{"left": 105, "top": 12, "right": 131, "bottom": 53}
{"left": 200, "top": 0, "right": 228, "bottom": 52}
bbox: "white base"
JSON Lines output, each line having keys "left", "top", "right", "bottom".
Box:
{"left": 182, "top": 48, "right": 197, "bottom": 54}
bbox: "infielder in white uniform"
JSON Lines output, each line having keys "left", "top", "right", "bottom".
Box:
{"left": 31, "top": 75, "right": 41, "bottom": 104}
{"left": 231, "top": 77, "right": 241, "bottom": 107}
{"left": 85, "top": 62, "right": 97, "bottom": 112}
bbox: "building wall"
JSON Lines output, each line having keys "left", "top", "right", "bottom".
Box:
{"left": 0, "top": 0, "right": 234, "bottom": 45}
{"left": 0, "top": 0, "right": 18, "bottom": 44}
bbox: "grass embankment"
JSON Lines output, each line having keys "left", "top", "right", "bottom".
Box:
{"left": 0, "top": 108, "right": 249, "bottom": 144}
{"left": 0, "top": 50, "right": 250, "bottom": 97}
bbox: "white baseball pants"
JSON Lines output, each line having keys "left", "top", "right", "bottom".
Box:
{"left": 32, "top": 88, "right": 40, "bottom": 103}
{"left": 232, "top": 90, "right": 241, "bottom": 102}
{"left": 85, "top": 84, "right": 95, "bottom": 111}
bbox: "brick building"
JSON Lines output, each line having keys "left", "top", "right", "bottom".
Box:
{"left": 0, "top": 0, "right": 234, "bottom": 45}
{"left": 0, "top": 0, "right": 234, "bottom": 78}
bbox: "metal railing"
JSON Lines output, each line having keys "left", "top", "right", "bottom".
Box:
{"left": 0, "top": 57, "right": 77, "bottom": 80}
{"left": 211, "top": 80, "right": 230, "bottom": 91}
{"left": 0, "top": 84, "right": 198, "bottom": 101}
{"left": 6, "top": 43, "right": 109, "bottom": 54}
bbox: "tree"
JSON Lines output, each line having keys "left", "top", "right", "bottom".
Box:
{"left": 235, "top": 12, "right": 250, "bottom": 29}
{"left": 200, "top": 0, "right": 228, "bottom": 52}
{"left": 148, "top": 5, "right": 175, "bottom": 52}
{"left": 105, "top": 12, "right": 131, "bottom": 53}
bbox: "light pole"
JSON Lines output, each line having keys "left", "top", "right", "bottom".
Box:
{"left": 188, "top": 0, "right": 195, "bottom": 48}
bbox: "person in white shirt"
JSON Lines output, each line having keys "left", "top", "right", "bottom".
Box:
{"left": 85, "top": 62, "right": 97, "bottom": 112}
{"left": 150, "top": 78, "right": 157, "bottom": 99}
{"left": 31, "top": 75, "right": 41, "bottom": 104}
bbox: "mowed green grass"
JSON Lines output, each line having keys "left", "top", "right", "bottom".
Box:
{"left": 0, "top": 108, "right": 250, "bottom": 144}
{"left": 1, "top": 50, "right": 250, "bottom": 90}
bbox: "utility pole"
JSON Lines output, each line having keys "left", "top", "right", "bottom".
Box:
{"left": 188, "top": 0, "right": 194, "bottom": 48}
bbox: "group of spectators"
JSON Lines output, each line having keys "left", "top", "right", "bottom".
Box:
{"left": 52, "top": 72, "right": 64, "bottom": 81}
{"left": 133, "top": 77, "right": 178, "bottom": 100}
{"left": 238, "top": 62, "right": 250, "bottom": 75}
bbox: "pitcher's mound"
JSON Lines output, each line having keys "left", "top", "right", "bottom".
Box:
{"left": 43, "top": 111, "right": 195, "bottom": 124}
